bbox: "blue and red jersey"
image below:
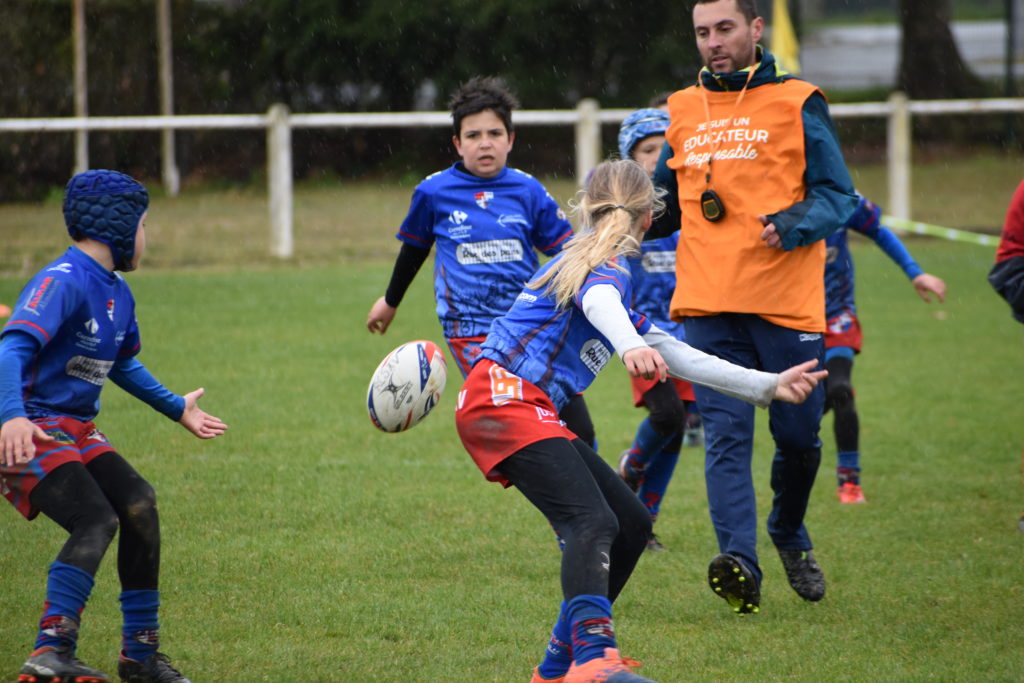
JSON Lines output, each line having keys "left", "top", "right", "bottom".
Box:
{"left": 397, "top": 163, "right": 574, "bottom": 339}
{"left": 479, "top": 256, "right": 651, "bottom": 411}
{"left": 825, "top": 194, "right": 923, "bottom": 321}
{"left": 1, "top": 246, "right": 141, "bottom": 421}
{"left": 626, "top": 231, "right": 685, "bottom": 340}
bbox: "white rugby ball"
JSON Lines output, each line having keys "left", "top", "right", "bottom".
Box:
{"left": 367, "top": 340, "right": 447, "bottom": 433}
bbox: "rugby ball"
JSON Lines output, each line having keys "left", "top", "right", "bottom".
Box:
{"left": 367, "top": 340, "right": 447, "bottom": 433}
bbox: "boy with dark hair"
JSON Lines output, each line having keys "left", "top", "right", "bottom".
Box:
{"left": 366, "top": 75, "right": 596, "bottom": 445}
{"left": 1, "top": 169, "right": 228, "bottom": 683}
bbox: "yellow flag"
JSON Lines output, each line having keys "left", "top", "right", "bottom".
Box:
{"left": 771, "top": 0, "right": 801, "bottom": 74}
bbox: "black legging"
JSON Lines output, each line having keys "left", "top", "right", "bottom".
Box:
{"left": 558, "top": 393, "right": 596, "bottom": 450}
{"left": 29, "top": 452, "right": 160, "bottom": 590}
{"left": 496, "top": 438, "right": 650, "bottom": 602}
{"left": 824, "top": 355, "right": 858, "bottom": 454}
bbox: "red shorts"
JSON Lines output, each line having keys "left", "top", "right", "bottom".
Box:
{"left": 630, "top": 375, "right": 696, "bottom": 407}
{"left": 0, "top": 416, "right": 116, "bottom": 520}
{"left": 446, "top": 335, "right": 486, "bottom": 379}
{"left": 825, "top": 310, "right": 863, "bottom": 352}
{"left": 455, "top": 360, "right": 577, "bottom": 486}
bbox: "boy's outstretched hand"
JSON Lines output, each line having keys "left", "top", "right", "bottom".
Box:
{"left": 179, "top": 388, "right": 228, "bottom": 439}
{"left": 774, "top": 359, "right": 828, "bottom": 404}
{"left": 366, "top": 296, "right": 397, "bottom": 334}
{"left": 0, "top": 417, "right": 55, "bottom": 467}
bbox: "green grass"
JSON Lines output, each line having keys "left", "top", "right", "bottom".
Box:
{"left": 1, "top": 165, "right": 1023, "bottom": 680}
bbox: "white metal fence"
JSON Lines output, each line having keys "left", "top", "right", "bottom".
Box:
{"left": 1, "top": 93, "right": 1022, "bottom": 258}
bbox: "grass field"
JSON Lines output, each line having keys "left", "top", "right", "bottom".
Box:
{"left": 0, "top": 161, "right": 1022, "bottom": 680}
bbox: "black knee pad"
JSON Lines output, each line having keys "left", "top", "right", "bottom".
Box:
{"left": 648, "top": 399, "right": 686, "bottom": 436}
{"left": 826, "top": 376, "right": 854, "bottom": 412}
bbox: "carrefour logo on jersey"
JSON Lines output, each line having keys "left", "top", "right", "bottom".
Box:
{"left": 579, "top": 339, "right": 612, "bottom": 375}
{"left": 449, "top": 210, "right": 468, "bottom": 225}
{"left": 456, "top": 239, "right": 524, "bottom": 265}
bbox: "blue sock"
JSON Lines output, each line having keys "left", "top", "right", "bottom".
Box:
{"left": 627, "top": 418, "right": 675, "bottom": 468}
{"left": 35, "top": 561, "right": 94, "bottom": 650}
{"left": 639, "top": 445, "right": 681, "bottom": 520}
{"left": 837, "top": 452, "right": 861, "bottom": 483}
{"left": 120, "top": 589, "right": 160, "bottom": 662}
{"left": 537, "top": 601, "right": 572, "bottom": 679}
{"left": 567, "top": 594, "right": 615, "bottom": 666}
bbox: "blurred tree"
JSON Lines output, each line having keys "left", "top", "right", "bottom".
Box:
{"left": 897, "top": 0, "right": 986, "bottom": 98}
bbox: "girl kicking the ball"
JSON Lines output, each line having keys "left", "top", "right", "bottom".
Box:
{"left": 454, "top": 160, "right": 826, "bottom": 683}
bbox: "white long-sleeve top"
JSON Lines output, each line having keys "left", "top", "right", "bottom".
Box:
{"left": 581, "top": 283, "right": 779, "bottom": 408}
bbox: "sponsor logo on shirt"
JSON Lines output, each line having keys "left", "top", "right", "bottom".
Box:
{"left": 641, "top": 250, "right": 675, "bottom": 273}
{"left": 47, "top": 263, "right": 73, "bottom": 273}
{"left": 24, "top": 276, "right": 57, "bottom": 316}
{"left": 76, "top": 321, "right": 102, "bottom": 351}
{"left": 497, "top": 213, "right": 529, "bottom": 228}
{"left": 456, "top": 239, "right": 524, "bottom": 265}
{"left": 579, "top": 338, "right": 612, "bottom": 375}
{"left": 65, "top": 355, "right": 114, "bottom": 386}
{"left": 449, "top": 209, "right": 469, "bottom": 225}
{"left": 475, "top": 191, "right": 494, "bottom": 209}
{"left": 798, "top": 333, "right": 822, "bottom": 342}
{"left": 515, "top": 292, "right": 538, "bottom": 305}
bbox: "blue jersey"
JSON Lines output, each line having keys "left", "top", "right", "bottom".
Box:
{"left": 480, "top": 256, "right": 651, "bottom": 411}
{"left": 1, "top": 247, "right": 141, "bottom": 421}
{"left": 626, "top": 232, "right": 685, "bottom": 340}
{"left": 825, "top": 195, "right": 923, "bottom": 320}
{"left": 397, "top": 163, "right": 574, "bottom": 338}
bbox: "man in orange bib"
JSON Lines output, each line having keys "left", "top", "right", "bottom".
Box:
{"left": 653, "top": 0, "right": 858, "bottom": 614}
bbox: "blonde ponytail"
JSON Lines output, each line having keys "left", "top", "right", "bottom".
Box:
{"left": 529, "top": 159, "right": 663, "bottom": 309}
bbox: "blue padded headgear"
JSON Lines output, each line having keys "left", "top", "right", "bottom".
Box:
{"left": 617, "top": 108, "right": 670, "bottom": 161}
{"left": 63, "top": 169, "right": 149, "bottom": 272}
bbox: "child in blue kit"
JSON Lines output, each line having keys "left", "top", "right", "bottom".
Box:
{"left": 365, "top": 76, "right": 597, "bottom": 446}
{"left": 614, "top": 108, "right": 704, "bottom": 551}
{"left": 824, "top": 193, "right": 946, "bottom": 503}
{"left": 456, "top": 160, "right": 826, "bottom": 683}
{"left": 1, "top": 170, "right": 228, "bottom": 683}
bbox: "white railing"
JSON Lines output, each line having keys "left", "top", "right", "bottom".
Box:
{"left": 1, "top": 93, "right": 1021, "bottom": 258}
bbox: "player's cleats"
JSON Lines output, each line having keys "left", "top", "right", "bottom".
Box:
{"left": 837, "top": 481, "right": 866, "bottom": 504}
{"left": 117, "top": 652, "right": 191, "bottom": 683}
{"left": 646, "top": 534, "right": 665, "bottom": 552}
{"left": 564, "top": 648, "right": 653, "bottom": 682}
{"left": 777, "top": 549, "right": 826, "bottom": 602}
{"left": 530, "top": 666, "right": 566, "bottom": 683}
{"left": 707, "top": 553, "right": 760, "bottom": 614}
{"left": 617, "top": 450, "right": 644, "bottom": 493}
{"left": 18, "top": 646, "right": 109, "bottom": 683}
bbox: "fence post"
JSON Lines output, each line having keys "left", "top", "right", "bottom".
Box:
{"left": 267, "top": 103, "right": 293, "bottom": 259}
{"left": 73, "top": 0, "right": 88, "bottom": 175}
{"left": 575, "top": 98, "right": 601, "bottom": 186}
{"left": 157, "top": 0, "right": 180, "bottom": 196}
{"left": 887, "top": 91, "right": 911, "bottom": 221}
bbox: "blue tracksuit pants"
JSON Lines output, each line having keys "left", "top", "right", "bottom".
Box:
{"left": 684, "top": 313, "right": 825, "bottom": 585}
